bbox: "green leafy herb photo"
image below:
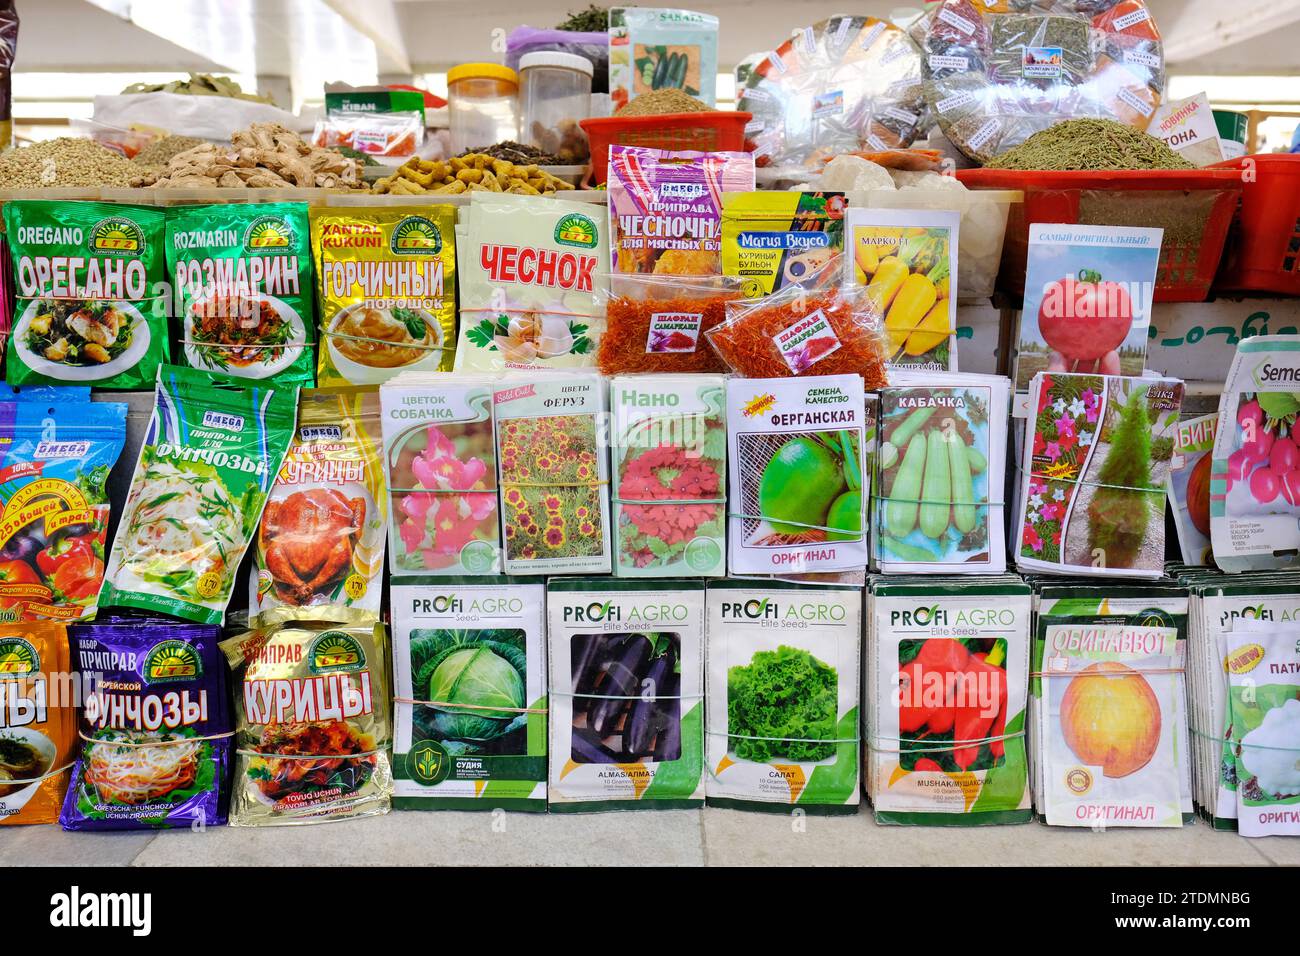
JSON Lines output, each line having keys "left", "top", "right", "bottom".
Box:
{"left": 727, "top": 645, "right": 838, "bottom": 762}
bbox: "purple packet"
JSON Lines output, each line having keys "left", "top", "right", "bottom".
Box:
{"left": 59, "top": 618, "right": 232, "bottom": 830}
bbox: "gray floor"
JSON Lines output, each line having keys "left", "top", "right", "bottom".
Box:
{"left": 2, "top": 806, "right": 1295, "bottom": 866}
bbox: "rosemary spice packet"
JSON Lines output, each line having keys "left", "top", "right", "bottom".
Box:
{"left": 867, "top": 575, "right": 1032, "bottom": 825}
{"left": 705, "top": 579, "right": 861, "bottom": 813}
{"left": 547, "top": 578, "right": 706, "bottom": 811}
{"left": 168, "top": 202, "right": 315, "bottom": 386}
{"left": 1014, "top": 372, "right": 1183, "bottom": 578}
{"left": 494, "top": 373, "right": 612, "bottom": 575}
{"left": 379, "top": 373, "right": 501, "bottom": 576}
{"left": 610, "top": 374, "right": 726, "bottom": 577}
{"left": 391, "top": 577, "right": 548, "bottom": 811}
{"left": 725, "top": 374, "right": 867, "bottom": 576}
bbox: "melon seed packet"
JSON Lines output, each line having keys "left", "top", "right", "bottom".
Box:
{"left": 167, "top": 202, "right": 314, "bottom": 386}
{"left": 720, "top": 191, "right": 845, "bottom": 298}
{"left": 312, "top": 206, "right": 457, "bottom": 386}
{"left": 100, "top": 365, "right": 299, "bottom": 624}
{"left": 3, "top": 200, "right": 168, "bottom": 389}
{"left": 0, "top": 622, "right": 75, "bottom": 826}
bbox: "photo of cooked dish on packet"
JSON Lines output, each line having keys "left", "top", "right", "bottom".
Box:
{"left": 311, "top": 206, "right": 457, "bottom": 385}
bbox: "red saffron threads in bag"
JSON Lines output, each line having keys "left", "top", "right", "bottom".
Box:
{"left": 598, "top": 289, "right": 740, "bottom": 374}
{"left": 707, "top": 284, "right": 890, "bottom": 387}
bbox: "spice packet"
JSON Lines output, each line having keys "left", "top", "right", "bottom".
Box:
{"left": 391, "top": 577, "right": 547, "bottom": 811}
{"left": 845, "top": 207, "right": 958, "bottom": 372}
{"left": 608, "top": 146, "right": 754, "bottom": 276}
{"left": 705, "top": 580, "right": 861, "bottom": 812}
{"left": 221, "top": 610, "right": 392, "bottom": 826}
{"left": 547, "top": 578, "right": 705, "bottom": 810}
{"left": 250, "top": 386, "right": 387, "bottom": 624}
{"left": 873, "top": 371, "right": 1010, "bottom": 574}
{"left": 1167, "top": 413, "right": 1216, "bottom": 566}
{"left": 311, "top": 206, "right": 457, "bottom": 385}
{"left": 100, "top": 364, "right": 299, "bottom": 624}
{"left": 1013, "top": 223, "right": 1161, "bottom": 393}
{"left": 598, "top": 273, "right": 741, "bottom": 375}
{"left": 1210, "top": 335, "right": 1300, "bottom": 572}
{"left": 380, "top": 373, "right": 501, "bottom": 576}
{"left": 707, "top": 261, "right": 889, "bottom": 385}
{"left": 495, "top": 374, "right": 612, "bottom": 575}
{"left": 0, "top": 398, "right": 126, "bottom": 623}
{"left": 609, "top": 7, "right": 720, "bottom": 110}
{"left": 167, "top": 202, "right": 315, "bottom": 386}
{"left": 454, "top": 194, "right": 606, "bottom": 372}
{"left": 610, "top": 375, "right": 726, "bottom": 577}
{"left": 867, "top": 576, "right": 1032, "bottom": 825}
{"left": 726, "top": 374, "right": 867, "bottom": 576}
{"left": 0, "top": 622, "right": 75, "bottom": 826}
{"left": 59, "top": 617, "right": 231, "bottom": 830}
{"left": 721, "top": 191, "right": 846, "bottom": 298}
{"left": 3, "top": 200, "right": 168, "bottom": 389}
{"left": 1014, "top": 372, "right": 1183, "bottom": 578}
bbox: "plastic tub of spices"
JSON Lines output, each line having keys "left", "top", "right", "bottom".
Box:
{"left": 519, "top": 52, "right": 594, "bottom": 164}
{"left": 447, "top": 63, "right": 519, "bottom": 155}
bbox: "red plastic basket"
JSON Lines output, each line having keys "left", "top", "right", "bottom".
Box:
{"left": 1212, "top": 154, "right": 1300, "bottom": 296}
{"left": 956, "top": 167, "right": 1242, "bottom": 303}
{"left": 580, "top": 111, "right": 752, "bottom": 185}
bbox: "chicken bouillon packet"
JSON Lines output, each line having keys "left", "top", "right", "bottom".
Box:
{"left": 100, "top": 365, "right": 299, "bottom": 624}
{"left": 311, "top": 206, "right": 457, "bottom": 386}
{"left": 222, "top": 610, "right": 392, "bottom": 826}
{"left": 3, "top": 200, "right": 168, "bottom": 389}
{"left": 167, "top": 202, "right": 315, "bottom": 387}
{"left": 0, "top": 622, "right": 75, "bottom": 826}
{"left": 250, "top": 386, "right": 386, "bottom": 625}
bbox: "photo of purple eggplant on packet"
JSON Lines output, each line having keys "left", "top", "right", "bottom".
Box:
{"left": 571, "top": 633, "right": 682, "bottom": 764}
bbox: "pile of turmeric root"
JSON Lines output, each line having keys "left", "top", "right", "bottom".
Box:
{"left": 371, "top": 153, "right": 575, "bottom": 196}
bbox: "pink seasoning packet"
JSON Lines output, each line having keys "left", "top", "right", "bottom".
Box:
{"left": 607, "top": 145, "right": 754, "bottom": 277}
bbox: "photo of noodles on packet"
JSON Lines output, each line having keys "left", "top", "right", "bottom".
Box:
{"left": 59, "top": 615, "right": 231, "bottom": 830}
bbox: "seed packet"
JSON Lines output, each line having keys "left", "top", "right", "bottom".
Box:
{"left": 725, "top": 375, "right": 866, "bottom": 576}
{"left": 609, "top": 7, "right": 720, "bottom": 110}
{"left": 59, "top": 617, "right": 231, "bottom": 830}
{"left": 610, "top": 375, "right": 726, "bottom": 577}
{"left": 495, "top": 374, "right": 612, "bottom": 575}
{"left": 311, "top": 206, "right": 457, "bottom": 386}
{"left": 3, "top": 200, "right": 168, "bottom": 389}
{"left": 221, "top": 611, "right": 392, "bottom": 826}
{"left": 0, "top": 622, "right": 75, "bottom": 826}
{"left": 167, "top": 202, "right": 315, "bottom": 386}
{"left": 845, "top": 207, "right": 959, "bottom": 372}
{"left": 391, "top": 577, "right": 547, "bottom": 811}
{"left": 598, "top": 273, "right": 741, "bottom": 375}
{"left": 721, "top": 191, "right": 845, "bottom": 298}
{"left": 250, "top": 386, "right": 387, "bottom": 624}
{"left": 873, "top": 371, "right": 1010, "bottom": 573}
{"left": 867, "top": 576, "right": 1032, "bottom": 825}
{"left": 0, "top": 398, "right": 126, "bottom": 623}
{"left": 547, "top": 578, "right": 705, "bottom": 811}
{"left": 1013, "top": 223, "right": 1161, "bottom": 393}
{"left": 1211, "top": 335, "right": 1300, "bottom": 572}
{"left": 705, "top": 579, "right": 861, "bottom": 812}
{"left": 1014, "top": 372, "right": 1182, "bottom": 578}
{"left": 454, "top": 194, "right": 606, "bottom": 372}
{"left": 100, "top": 365, "right": 299, "bottom": 624}
{"left": 1167, "top": 413, "right": 1216, "bottom": 566}
{"left": 608, "top": 146, "right": 754, "bottom": 277}
{"left": 380, "top": 373, "right": 501, "bottom": 576}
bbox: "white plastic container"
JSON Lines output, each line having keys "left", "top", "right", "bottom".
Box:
{"left": 447, "top": 63, "right": 519, "bottom": 155}
{"left": 519, "top": 51, "right": 593, "bottom": 163}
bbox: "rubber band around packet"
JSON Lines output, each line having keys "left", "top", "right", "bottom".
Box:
{"left": 461, "top": 306, "right": 601, "bottom": 321}
{"left": 614, "top": 496, "right": 726, "bottom": 506}
{"left": 80, "top": 729, "right": 236, "bottom": 746}
{"left": 557, "top": 690, "right": 701, "bottom": 702}
{"left": 870, "top": 492, "right": 1004, "bottom": 508}
{"left": 18, "top": 293, "right": 170, "bottom": 303}
{"left": 505, "top": 480, "right": 608, "bottom": 488}
{"left": 729, "top": 510, "right": 866, "bottom": 538}
{"left": 1016, "top": 462, "right": 1168, "bottom": 497}
{"left": 321, "top": 329, "right": 450, "bottom": 354}
{"left": 867, "top": 729, "right": 1026, "bottom": 755}
{"left": 0, "top": 761, "right": 75, "bottom": 785}
{"left": 180, "top": 340, "right": 318, "bottom": 351}
{"left": 389, "top": 485, "right": 497, "bottom": 495}
{"left": 394, "top": 695, "right": 548, "bottom": 715}
{"left": 1188, "top": 726, "right": 1300, "bottom": 753}
{"left": 1030, "top": 666, "right": 1185, "bottom": 677}
{"left": 707, "top": 729, "right": 860, "bottom": 745}
{"left": 235, "top": 747, "right": 386, "bottom": 760}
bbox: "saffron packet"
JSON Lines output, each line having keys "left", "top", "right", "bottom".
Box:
{"left": 610, "top": 374, "right": 726, "bottom": 577}
{"left": 494, "top": 373, "right": 612, "bottom": 575}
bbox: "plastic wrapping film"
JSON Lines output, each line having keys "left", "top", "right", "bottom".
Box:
{"left": 918, "top": 0, "right": 1165, "bottom": 163}
{"left": 737, "top": 17, "right": 925, "bottom": 172}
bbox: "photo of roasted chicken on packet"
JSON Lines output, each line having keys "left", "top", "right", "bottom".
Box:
{"left": 250, "top": 386, "right": 387, "bottom": 625}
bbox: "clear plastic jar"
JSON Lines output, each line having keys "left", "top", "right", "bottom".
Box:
{"left": 447, "top": 63, "right": 519, "bottom": 155}
{"left": 519, "top": 52, "right": 593, "bottom": 163}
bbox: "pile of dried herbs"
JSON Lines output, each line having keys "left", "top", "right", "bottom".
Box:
{"left": 615, "top": 88, "right": 711, "bottom": 116}
{"left": 555, "top": 5, "right": 608, "bottom": 32}
{"left": 986, "top": 119, "right": 1195, "bottom": 171}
